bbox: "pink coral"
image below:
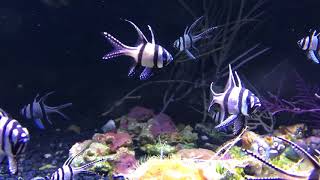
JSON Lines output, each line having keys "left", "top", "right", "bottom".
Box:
{"left": 114, "top": 153, "right": 137, "bottom": 175}
{"left": 127, "top": 106, "right": 154, "bottom": 121}
{"left": 150, "top": 113, "right": 177, "bottom": 137}
{"left": 92, "top": 132, "right": 132, "bottom": 152}
{"left": 107, "top": 132, "right": 132, "bottom": 152}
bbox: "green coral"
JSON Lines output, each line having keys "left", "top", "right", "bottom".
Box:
{"left": 141, "top": 142, "right": 176, "bottom": 156}
{"left": 179, "top": 125, "right": 198, "bottom": 143}
{"left": 82, "top": 143, "right": 110, "bottom": 162}
{"left": 138, "top": 123, "right": 155, "bottom": 145}
{"left": 216, "top": 163, "right": 227, "bottom": 174}
{"left": 270, "top": 152, "right": 296, "bottom": 170}
{"left": 89, "top": 160, "right": 113, "bottom": 175}
{"left": 229, "top": 146, "right": 246, "bottom": 159}
{"left": 216, "top": 163, "right": 245, "bottom": 180}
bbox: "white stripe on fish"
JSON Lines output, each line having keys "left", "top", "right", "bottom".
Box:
{"left": 102, "top": 19, "right": 173, "bottom": 80}
{"left": 297, "top": 30, "right": 320, "bottom": 64}
{"left": 173, "top": 16, "right": 217, "bottom": 60}
{"left": 208, "top": 64, "right": 261, "bottom": 135}
{"left": 0, "top": 111, "right": 29, "bottom": 175}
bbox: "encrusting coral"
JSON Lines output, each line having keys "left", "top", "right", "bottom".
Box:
{"left": 68, "top": 105, "right": 320, "bottom": 179}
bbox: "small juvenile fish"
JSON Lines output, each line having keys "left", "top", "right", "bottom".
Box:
{"left": 48, "top": 147, "right": 111, "bottom": 180}
{"left": 208, "top": 64, "right": 261, "bottom": 135}
{"left": 102, "top": 19, "right": 173, "bottom": 80}
{"left": 21, "top": 92, "right": 72, "bottom": 129}
{"left": 173, "top": 16, "right": 217, "bottom": 60}
{"left": 297, "top": 30, "right": 320, "bottom": 64}
{"left": 0, "top": 111, "right": 29, "bottom": 174}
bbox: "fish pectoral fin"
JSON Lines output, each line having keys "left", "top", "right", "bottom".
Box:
{"left": 34, "top": 118, "right": 46, "bottom": 129}
{"left": 215, "top": 114, "right": 238, "bottom": 130}
{"left": 128, "top": 63, "right": 139, "bottom": 77}
{"left": 233, "top": 117, "right": 244, "bottom": 135}
{"left": 140, "top": 67, "right": 153, "bottom": 80}
{"left": 8, "top": 156, "right": 17, "bottom": 175}
{"left": 307, "top": 50, "right": 320, "bottom": 64}
{"left": 185, "top": 49, "right": 196, "bottom": 60}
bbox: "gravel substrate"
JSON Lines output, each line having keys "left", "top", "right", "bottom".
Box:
{"left": 0, "top": 129, "right": 109, "bottom": 180}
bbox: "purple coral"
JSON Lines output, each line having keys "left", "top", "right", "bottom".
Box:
{"left": 127, "top": 106, "right": 154, "bottom": 121}
{"left": 114, "top": 153, "right": 137, "bottom": 175}
{"left": 150, "top": 113, "right": 177, "bottom": 137}
{"left": 92, "top": 132, "right": 132, "bottom": 152}
{"left": 263, "top": 71, "right": 320, "bottom": 123}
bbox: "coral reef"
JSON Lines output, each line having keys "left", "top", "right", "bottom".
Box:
{"left": 68, "top": 104, "right": 320, "bottom": 179}
{"left": 68, "top": 132, "right": 136, "bottom": 178}
{"left": 150, "top": 113, "right": 177, "bottom": 137}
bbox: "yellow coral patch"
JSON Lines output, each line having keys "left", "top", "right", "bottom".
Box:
{"left": 132, "top": 157, "right": 206, "bottom": 180}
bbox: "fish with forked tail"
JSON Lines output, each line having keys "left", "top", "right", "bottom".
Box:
{"left": 297, "top": 30, "right": 320, "bottom": 64}
{"left": 21, "top": 92, "right": 72, "bottom": 130}
{"left": 173, "top": 16, "right": 218, "bottom": 60}
{"left": 208, "top": 64, "right": 261, "bottom": 135}
{"left": 0, "top": 110, "right": 29, "bottom": 175}
{"left": 102, "top": 19, "right": 173, "bottom": 80}
{"left": 47, "top": 146, "right": 113, "bottom": 180}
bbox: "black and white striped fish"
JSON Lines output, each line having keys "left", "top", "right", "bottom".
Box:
{"left": 48, "top": 147, "right": 111, "bottom": 180}
{"left": 243, "top": 136, "right": 320, "bottom": 180}
{"left": 208, "top": 64, "right": 261, "bottom": 135}
{"left": 102, "top": 19, "right": 173, "bottom": 80}
{"left": 20, "top": 92, "right": 72, "bottom": 130}
{"left": 0, "top": 111, "right": 29, "bottom": 175}
{"left": 297, "top": 30, "right": 320, "bottom": 64}
{"left": 173, "top": 16, "right": 217, "bottom": 60}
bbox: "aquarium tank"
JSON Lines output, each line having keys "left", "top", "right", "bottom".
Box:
{"left": 0, "top": 0, "right": 320, "bottom": 179}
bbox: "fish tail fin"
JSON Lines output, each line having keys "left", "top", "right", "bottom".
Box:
{"left": 102, "top": 32, "right": 132, "bottom": 60}
{"left": 56, "top": 102, "right": 72, "bottom": 110}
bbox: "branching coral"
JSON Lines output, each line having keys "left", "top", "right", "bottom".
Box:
{"left": 262, "top": 70, "right": 320, "bottom": 127}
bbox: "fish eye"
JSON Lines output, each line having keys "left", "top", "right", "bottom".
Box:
{"left": 258, "top": 146, "right": 265, "bottom": 155}
{"left": 273, "top": 142, "right": 278, "bottom": 147}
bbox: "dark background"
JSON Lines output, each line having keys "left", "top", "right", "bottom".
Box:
{"left": 0, "top": 0, "right": 320, "bottom": 132}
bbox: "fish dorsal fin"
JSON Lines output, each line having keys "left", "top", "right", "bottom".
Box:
{"left": 123, "top": 19, "right": 148, "bottom": 44}
{"left": 187, "top": 16, "right": 204, "bottom": 34}
{"left": 224, "top": 64, "right": 236, "bottom": 91}
{"left": 234, "top": 71, "right": 243, "bottom": 88}
{"left": 39, "top": 91, "right": 55, "bottom": 103}
{"left": 34, "top": 94, "right": 40, "bottom": 103}
{"left": 311, "top": 30, "right": 317, "bottom": 36}
{"left": 184, "top": 26, "right": 189, "bottom": 35}
{"left": 147, "top": 25, "right": 155, "bottom": 44}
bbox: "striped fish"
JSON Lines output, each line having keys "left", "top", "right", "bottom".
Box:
{"left": 102, "top": 19, "right": 173, "bottom": 80}
{"left": 21, "top": 92, "right": 72, "bottom": 130}
{"left": 208, "top": 64, "right": 261, "bottom": 135}
{"left": 173, "top": 16, "right": 217, "bottom": 60}
{"left": 243, "top": 136, "right": 320, "bottom": 180}
{"left": 0, "top": 111, "right": 29, "bottom": 175}
{"left": 48, "top": 147, "right": 111, "bottom": 180}
{"left": 297, "top": 30, "right": 320, "bottom": 64}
